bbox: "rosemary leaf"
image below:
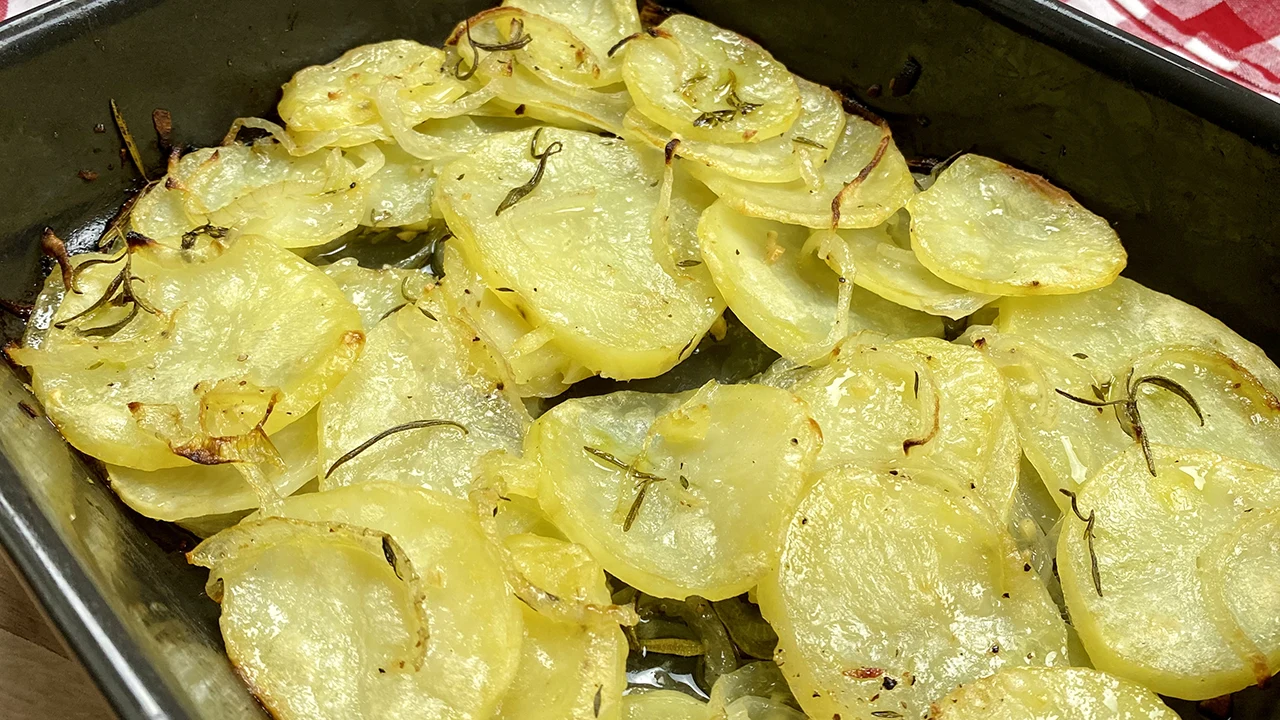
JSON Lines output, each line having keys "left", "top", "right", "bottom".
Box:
{"left": 496, "top": 129, "right": 563, "bottom": 216}
{"left": 326, "top": 420, "right": 469, "bottom": 478}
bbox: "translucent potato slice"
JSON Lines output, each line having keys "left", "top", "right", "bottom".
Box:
{"left": 767, "top": 336, "right": 1021, "bottom": 519}
{"left": 624, "top": 76, "right": 845, "bottom": 183}
{"left": 993, "top": 276, "right": 1280, "bottom": 390}
{"left": 835, "top": 216, "right": 996, "bottom": 319}
{"left": 319, "top": 298, "right": 530, "bottom": 497}
{"left": 621, "top": 14, "right": 801, "bottom": 144}
{"left": 106, "top": 410, "right": 319, "bottom": 522}
{"left": 436, "top": 127, "right": 725, "bottom": 380}
{"left": 240, "top": 482, "right": 525, "bottom": 718}
{"left": 928, "top": 667, "right": 1180, "bottom": 720}
{"left": 484, "top": 62, "right": 633, "bottom": 136}
{"left": 9, "top": 236, "right": 363, "bottom": 471}
{"left": 908, "top": 154, "right": 1127, "bottom": 295}
{"left": 1059, "top": 447, "right": 1280, "bottom": 699}
{"left": 321, "top": 259, "right": 434, "bottom": 331}
{"left": 688, "top": 112, "right": 915, "bottom": 230}
{"left": 759, "top": 464, "right": 1069, "bottom": 720}
{"left": 363, "top": 143, "right": 438, "bottom": 227}
{"left": 439, "top": 243, "right": 588, "bottom": 398}
{"left": 531, "top": 381, "right": 821, "bottom": 600}
{"left": 622, "top": 691, "right": 708, "bottom": 720}
{"left": 189, "top": 517, "right": 431, "bottom": 720}
{"left": 698, "top": 199, "right": 941, "bottom": 364}
{"left": 707, "top": 663, "right": 805, "bottom": 720}
{"left": 494, "top": 533, "right": 627, "bottom": 720}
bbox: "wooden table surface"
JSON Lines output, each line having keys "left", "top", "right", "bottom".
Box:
{"left": 1, "top": 548, "right": 117, "bottom": 719}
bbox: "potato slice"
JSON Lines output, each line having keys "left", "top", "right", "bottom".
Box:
{"left": 835, "top": 216, "right": 996, "bottom": 319}
{"left": 622, "top": 691, "right": 708, "bottom": 720}
{"left": 621, "top": 15, "right": 800, "bottom": 144}
{"left": 688, "top": 112, "right": 915, "bottom": 230}
{"left": 698, "top": 200, "right": 941, "bottom": 364}
{"left": 9, "top": 236, "right": 363, "bottom": 471}
{"left": 438, "top": 243, "right": 589, "bottom": 398}
{"left": 484, "top": 62, "right": 633, "bottom": 135}
{"left": 502, "top": 0, "right": 640, "bottom": 84}
{"left": 494, "top": 533, "right": 627, "bottom": 720}
{"left": 362, "top": 143, "right": 438, "bottom": 228}
{"left": 226, "top": 482, "right": 526, "bottom": 718}
{"left": 928, "top": 667, "right": 1180, "bottom": 720}
{"left": 908, "top": 154, "right": 1126, "bottom": 295}
{"left": 453, "top": 6, "right": 624, "bottom": 89}
{"left": 765, "top": 336, "right": 1021, "bottom": 519}
{"left": 436, "top": 127, "right": 725, "bottom": 380}
{"left": 318, "top": 297, "right": 530, "bottom": 496}
{"left": 707, "top": 663, "right": 804, "bottom": 720}
{"left": 106, "top": 410, "right": 318, "bottom": 522}
{"left": 188, "top": 517, "right": 429, "bottom": 720}
{"left": 531, "top": 381, "right": 821, "bottom": 600}
{"left": 1059, "top": 446, "right": 1280, "bottom": 699}
{"left": 992, "top": 277, "right": 1280, "bottom": 390}
{"left": 759, "top": 464, "right": 1069, "bottom": 720}
{"left": 624, "top": 77, "right": 845, "bottom": 184}
{"left": 321, "top": 259, "right": 434, "bottom": 331}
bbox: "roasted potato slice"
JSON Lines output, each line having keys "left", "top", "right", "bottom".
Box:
{"left": 688, "top": 112, "right": 915, "bottom": 230}
{"left": 928, "top": 667, "right": 1180, "bottom": 720}
{"left": 698, "top": 200, "right": 942, "bottom": 364}
{"left": 9, "top": 236, "right": 363, "bottom": 471}
{"left": 321, "top": 259, "right": 434, "bottom": 331}
{"left": 318, "top": 297, "right": 530, "bottom": 496}
{"left": 622, "top": 691, "right": 708, "bottom": 720}
{"left": 188, "top": 517, "right": 431, "bottom": 720}
{"left": 436, "top": 127, "right": 725, "bottom": 380}
{"left": 624, "top": 77, "right": 844, "bottom": 184}
{"left": 908, "top": 154, "right": 1126, "bottom": 295}
{"left": 1059, "top": 446, "right": 1280, "bottom": 699}
{"left": 759, "top": 464, "right": 1069, "bottom": 720}
{"left": 531, "top": 381, "right": 821, "bottom": 600}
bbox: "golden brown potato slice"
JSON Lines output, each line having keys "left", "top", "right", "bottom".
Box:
{"left": 928, "top": 667, "right": 1179, "bottom": 720}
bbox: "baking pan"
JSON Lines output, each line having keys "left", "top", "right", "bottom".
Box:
{"left": 0, "top": 1, "right": 1276, "bottom": 719}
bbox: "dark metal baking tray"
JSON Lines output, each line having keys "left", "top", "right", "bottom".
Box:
{"left": 0, "top": 1, "right": 1276, "bottom": 718}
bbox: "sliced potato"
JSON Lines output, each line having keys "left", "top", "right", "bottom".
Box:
{"left": 321, "top": 258, "right": 434, "bottom": 331}
{"left": 531, "top": 381, "right": 821, "bottom": 600}
{"left": 993, "top": 276, "right": 1280, "bottom": 390}
{"left": 707, "top": 662, "right": 804, "bottom": 720}
{"left": 759, "top": 464, "right": 1069, "bottom": 720}
{"left": 908, "top": 154, "right": 1126, "bottom": 295}
{"left": 502, "top": 0, "right": 640, "bottom": 83}
{"left": 188, "top": 517, "right": 430, "bottom": 720}
{"left": 106, "top": 410, "right": 319, "bottom": 522}
{"left": 436, "top": 127, "right": 725, "bottom": 380}
{"left": 454, "top": 6, "right": 623, "bottom": 89}
{"left": 928, "top": 666, "right": 1179, "bottom": 720}
{"left": 622, "top": 691, "right": 708, "bottom": 720}
{"left": 766, "top": 335, "right": 1021, "bottom": 518}
{"left": 1059, "top": 446, "right": 1280, "bottom": 699}
{"left": 621, "top": 14, "right": 800, "bottom": 144}
{"left": 248, "top": 483, "right": 527, "bottom": 718}
{"left": 318, "top": 298, "right": 530, "bottom": 497}
{"left": 835, "top": 216, "right": 996, "bottom": 319}
{"left": 698, "top": 200, "right": 941, "bottom": 364}
{"left": 625, "top": 77, "right": 844, "bottom": 183}
{"left": 438, "top": 243, "right": 588, "bottom": 398}
{"left": 9, "top": 236, "right": 363, "bottom": 471}
{"left": 362, "top": 143, "right": 438, "bottom": 227}
{"left": 688, "top": 112, "right": 915, "bottom": 230}
{"left": 494, "top": 533, "right": 627, "bottom": 720}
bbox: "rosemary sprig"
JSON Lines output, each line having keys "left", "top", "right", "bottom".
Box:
{"left": 111, "top": 99, "right": 150, "bottom": 181}
{"left": 1055, "top": 368, "right": 1203, "bottom": 476}
{"left": 692, "top": 109, "right": 736, "bottom": 128}
{"left": 54, "top": 234, "right": 160, "bottom": 338}
{"left": 1059, "top": 488, "right": 1103, "bottom": 597}
{"left": 791, "top": 136, "right": 828, "bottom": 150}
{"left": 454, "top": 17, "right": 532, "bottom": 80}
{"left": 325, "top": 420, "right": 469, "bottom": 478}
{"left": 496, "top": 128, "right": 563, "bottom": 216}
{"left": 582, "top": 445, "right": 668, "bottom": 532}
{"left": 181, "top": 224, "right": 230, "bottom": 251}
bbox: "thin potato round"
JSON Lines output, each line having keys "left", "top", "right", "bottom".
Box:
{"left": 9, "top": 236, "right": 363, "bottom": 471}
{"left": 106, "top": 410, "right": 318, "bottom": 522}
{"left": 321, "top": 259, "right": 434, "bottom": 331}
{"left": 622, "top": 691, "right": 708, "bottom": 720}
{"left": 621, "top": 14, "right": 801, "bottom": 144}
{"left": 698, "top": 199, "right": 941, "bottom": 364}
{"left": 759, "top": 464, "right": 1069, "bottom": 720}
{"left": 363, "top": 143, "right": 438, "bottom": 228}
{"left": 688, "top": 112, "right": 915, "bottom": 229}
{"left": 531, "top": 381, "right": 821, "bottom": 600}
{"left": 471, "top": 54, "right": 632, "bottom": 135}
{"left": 928, "top": 667, "right": 1180, "bottom": 720}
{"left": 436, "top": 127, "right": 725, "bottom": 380}
{"left": 625, "top": 77, "right": 844, "bottom": 183}
{"left": 836, "top": 218, "right": 995, "bottom": 319}
{"left": 908, "top": 154, "right": 1126, "bottom": 295}
{"left": 1059, "top": 446, "right": 1280, "bottom": 699}
{"left": 318, "top": 298, "right": 530, "bottom": 496}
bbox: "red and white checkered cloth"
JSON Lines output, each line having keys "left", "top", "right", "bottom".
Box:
{"left": 2, "top": 0, "right": 1278, "bottom": 99}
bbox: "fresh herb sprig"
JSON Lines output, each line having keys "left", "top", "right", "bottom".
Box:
{"left": 496, "top": 128, "right": 563, "bottom": 216}
{"left": 582, "top": 445, "right": 670, "bottom": 532}
{"left": 1060, "top": 488, "right": 1103, "bottom": 597}
{"left": 54, "top": 232, "right": 160, "bottom": 338}
{"left": 325, "top": 420, "right": 469, "bottom": 478}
